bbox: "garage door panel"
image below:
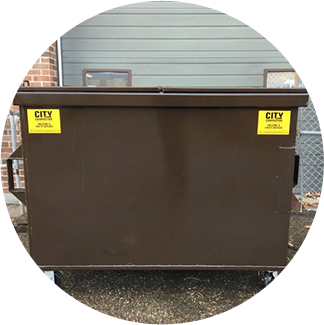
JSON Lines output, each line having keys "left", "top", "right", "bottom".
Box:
{"left": 62, "top": 39, "right": 296, "bottom": 51}
{"left": 62, "top": 26, "right": 302, "bottom": 40}
{"left": 64, "top": 74, "right": 263, "bottom": 87}
{"left": 64, "top": 62, "right": 287, "bottom": 76}
{"left": 61, "top": 12, "right": 323, "bottom": 27}
{"left": 63, "top": 49, "right": 296, "bottom": 59}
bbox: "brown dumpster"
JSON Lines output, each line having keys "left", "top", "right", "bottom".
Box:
{"left": 9, "top": 87, "right": 308, "bottom": 285}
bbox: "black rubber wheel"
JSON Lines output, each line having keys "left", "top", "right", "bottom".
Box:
{"left": 40, "top": 271, "right": 62, "bottom": 292}
{"left": 262, "top": 271, "right": 275, "bottom": 287}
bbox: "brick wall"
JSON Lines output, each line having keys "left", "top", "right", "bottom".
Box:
{"left": 0, "top": 0, "right": 57, "bottom": 192}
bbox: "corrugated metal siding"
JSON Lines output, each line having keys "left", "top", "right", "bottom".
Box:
{"left": 61, "top": 1, "right": 291, "bottom": 87}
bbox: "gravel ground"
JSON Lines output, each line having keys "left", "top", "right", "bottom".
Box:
{"left": 0, "top": 206, "right": 324, "bottom": 325}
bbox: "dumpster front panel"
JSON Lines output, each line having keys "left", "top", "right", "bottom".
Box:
{"left": 20, "top": 104, "right": 298, "bottom": 270}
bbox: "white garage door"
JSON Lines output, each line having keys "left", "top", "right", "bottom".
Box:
{"left": 60, "top": 0, "right": 324, "bottom": 87}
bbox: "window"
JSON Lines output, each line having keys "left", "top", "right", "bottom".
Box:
{"left": 263, "top": 69, "right": 311, "bottom": 88}
{"left": 83, "top": 69, "right": 132, "bottom": 87}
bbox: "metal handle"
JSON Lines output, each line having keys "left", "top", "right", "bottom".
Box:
{"left": 293, "top": 155, "right": 300, "bottom": 187}
{"left": 6, "top": 158, "right": 15, "bottom": 192}
{"left": 6, "top": 156, "right": 26, "bottom": 204}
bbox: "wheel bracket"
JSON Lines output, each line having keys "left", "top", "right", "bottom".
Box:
{"left": 44, "top": 271, "right": 55, "bottom": 288}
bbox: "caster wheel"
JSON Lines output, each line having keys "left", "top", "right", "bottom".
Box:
{"left": 40, "top": 271, "right": 62, "bottom": 292}
{"left": 262, "top": 271, "right": 275, "bottom": 287}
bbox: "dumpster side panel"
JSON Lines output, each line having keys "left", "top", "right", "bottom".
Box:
{"left": 20, "top": 106, "right": 297, "bottom": 270}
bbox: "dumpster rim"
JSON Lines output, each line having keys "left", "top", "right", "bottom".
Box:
{"left": 14, "top": 89, "right": 309, "bottom": 108}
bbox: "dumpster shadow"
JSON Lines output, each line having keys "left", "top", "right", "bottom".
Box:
{"left": 64, "top": 270, "right": 265, "bottom": 297}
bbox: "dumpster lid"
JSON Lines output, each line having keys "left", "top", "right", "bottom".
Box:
{"left": 14, "top": 86, "right": 307, "bottom": 94}
{"left": 14, "top": 86, "right": 162, "bottom": 93}
{"left": 162, "top": 87, "right": 308, "bottom": 94}
{"left": 13, "top": 86, "right": 309, "bottom": 108}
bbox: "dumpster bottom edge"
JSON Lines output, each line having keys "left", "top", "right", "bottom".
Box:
{"left": 39, "top": 264, "right": 286, "bottom": 271}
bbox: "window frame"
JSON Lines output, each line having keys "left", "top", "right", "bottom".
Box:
{"left": 82, "top": 69, "right": 132, "bottom": 87}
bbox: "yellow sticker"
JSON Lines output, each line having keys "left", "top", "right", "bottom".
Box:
{"left": 257, "top": 110, "right": 291, "bottom": 135}
{"left": 27, "top": 109, "right": 61, "bottom": 134}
